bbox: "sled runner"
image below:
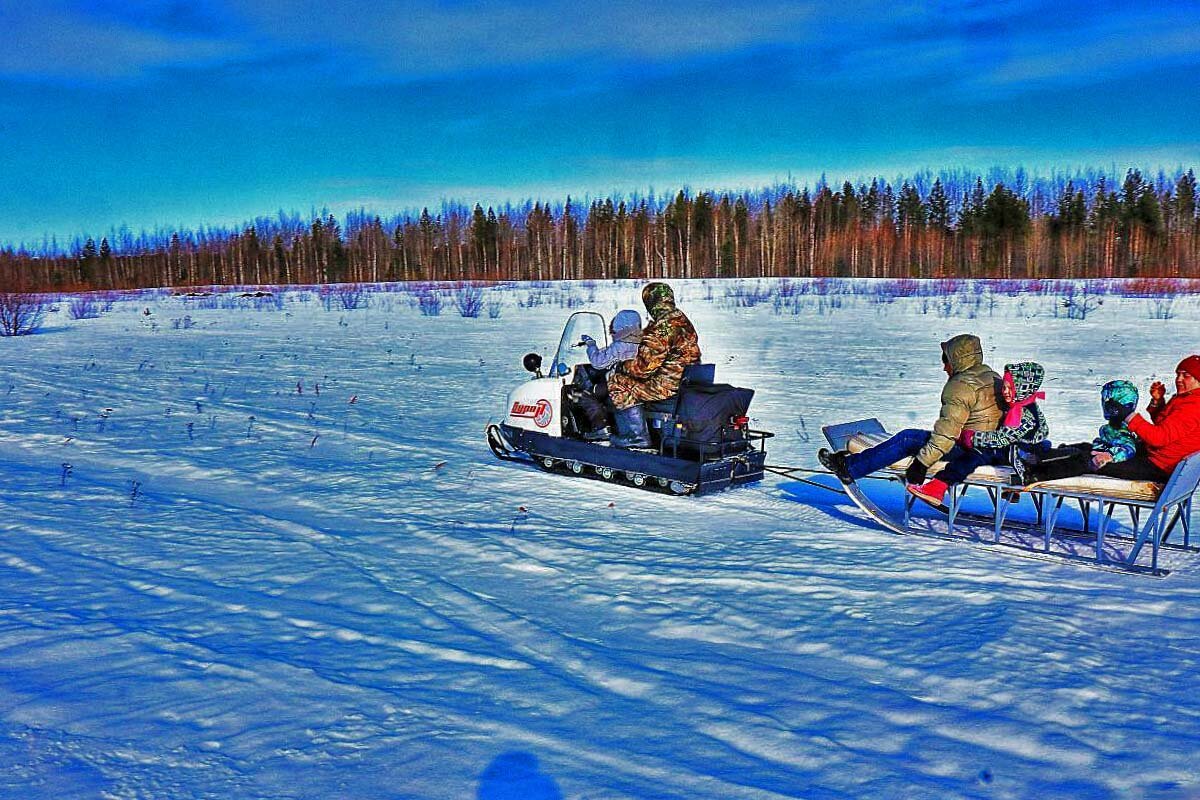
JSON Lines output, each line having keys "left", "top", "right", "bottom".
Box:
{"left": 822, "top": 418, "right": 1200, "bottom": 576}
{"left": 487, "top": 311, "right": 772, "bottom": 495}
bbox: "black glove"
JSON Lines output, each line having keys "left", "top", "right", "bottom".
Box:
{"left": 904, "top": 459, "right": 928, "bottom": 485}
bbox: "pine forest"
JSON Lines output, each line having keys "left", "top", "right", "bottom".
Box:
{"left": 3, "top": 167, "right": 1198, "bottom": 292}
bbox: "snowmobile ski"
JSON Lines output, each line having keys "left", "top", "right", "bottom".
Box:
{"left": 486, "top": 423, "right": 523, "bottom": 462}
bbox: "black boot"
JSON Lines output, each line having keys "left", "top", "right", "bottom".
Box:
{"left": 1008, "top": 444, "right": 1027, "bottom": 485}
{"left": 610, "top": 404, "right": 651, "bottom": 449}
{"left": 818, "top": 448, "right": 853, "bottom": 484}
{"left": 1026, "top": 446, "right": 1091, "bottom": 483}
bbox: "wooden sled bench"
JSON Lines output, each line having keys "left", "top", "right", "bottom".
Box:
{"left": 826, "top": 419, "right": 1200, "bottom": 575}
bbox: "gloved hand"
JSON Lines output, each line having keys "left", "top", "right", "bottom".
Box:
{"left": 579, "top": 334, "right": 595, "bottom": 346}
{"left": 957, "top": 429, "right": 975, "bottom": 449}
{"left": 1150, "top": 381, "right": 1167, "bottom": 404}
{"left": 1090, "top": 451, "right": 1115, "bottom": 470}
{"left": 904, "top": 459, "right": 928, "bottom": 485}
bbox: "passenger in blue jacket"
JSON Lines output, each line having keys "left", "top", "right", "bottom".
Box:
{"left": 581, "top": 309, "right": 642, "bottom": 370}
{"left": 568, "top": 309, "right": 643, "bottom": 438}
{"left": 1019, "top": 380, "right": 1145, "bottom": 483}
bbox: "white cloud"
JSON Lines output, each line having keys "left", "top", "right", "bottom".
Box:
{"left": 0, "top": 3, "right": 245, "bottom": 80}
{"left": 230, "top": 0, "right": 823, "bottom": 76}
{"left": 986, "top": 24, "right": 1200, "bottom": 86}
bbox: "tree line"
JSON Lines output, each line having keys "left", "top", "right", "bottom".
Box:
{"left": 2, "top": 167, "right": 1197, "bottom": 292}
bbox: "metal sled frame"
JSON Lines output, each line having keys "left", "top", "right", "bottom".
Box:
{"left": 823, "top": 418, "right": 1200, "bottom": 576}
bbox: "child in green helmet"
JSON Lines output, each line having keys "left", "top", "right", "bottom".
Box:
{"left": 1020, "top": 380, "right": 1142, "bottom": 483}
{"left": 1089, "top": 379, "right": 1140, "bottom": 469}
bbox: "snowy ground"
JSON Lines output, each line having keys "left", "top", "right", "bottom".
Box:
{"left": 2, "top": 280, "right": 1200, "bottom": 800}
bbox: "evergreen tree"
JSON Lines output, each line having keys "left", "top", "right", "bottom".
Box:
{"left": 1175, "top": 170, "right": 1197, "bottom": 227}
{"left": 897, "top": 182, "right": 926, "bottom": 230}
{"left": 1121, "top": 169, "right": 1163, "bottom": 236}
{"left": 861, "top": 179, "right": 881, "bottom": 225}
{"left": 273, "top": 233, "right": 287, "bottom": 282}
{"left": 879, "top": 183, "right": 896, "bottom": 228}
{"left": 927, "top": 179, "right": 951, "bottom": 233}
{"left": 980, "top": 183, "right": 1030, "bottom": 273}
{"left": 78, "top": 238, "right": 98, "bottom": 285}
{"left": 959, "top": 178, "right": 986, "bottom": 236}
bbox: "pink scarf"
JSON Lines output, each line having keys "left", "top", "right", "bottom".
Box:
{"left": 1003, "top": 389, "right": 1045, "bottom": 427}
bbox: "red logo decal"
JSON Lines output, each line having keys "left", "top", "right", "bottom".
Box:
{"left": 510, "top": 399, "right": 553, "bottom": 428}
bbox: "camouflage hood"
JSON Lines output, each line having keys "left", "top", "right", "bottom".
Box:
{"left": 641, "top": 282, "right": 677, "bottom": 321}
{"left": 1004, "top": 362, "right": 1045, "bottom": 402}
{"left": 941, "top": 334, "right": 984, "bottom": 374}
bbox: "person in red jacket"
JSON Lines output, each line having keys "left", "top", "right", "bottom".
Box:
{"left": 1119, "top": 354, "right": 1200, "bottom": 480}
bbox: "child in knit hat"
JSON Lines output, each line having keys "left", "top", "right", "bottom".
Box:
{"left": 908, "top": 361, "right": 1049, "bottom": 508}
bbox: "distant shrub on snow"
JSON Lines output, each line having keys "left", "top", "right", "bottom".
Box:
{"left": 1057, "top": 282, "right": 1105, "bottom": 320}
{"left": 415, "top": 288, "right": 442, "bottom": 316}
{"left": 332, "top": 284, "right": 367, "bottom": 310}
{"left": 0, "top": 292, "right": 49, "bottom": 336}
{"left": 68, "top": 296, "right": 102, "bottom": 319}
{"left": 454, "top": 285, "right": 484, "bottom": 318}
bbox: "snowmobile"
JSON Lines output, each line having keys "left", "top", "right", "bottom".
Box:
{"left": 486, "top": 311, "right": 771, "bottom": 495}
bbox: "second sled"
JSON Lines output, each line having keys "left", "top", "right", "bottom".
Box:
{"left": 820, "top": 418, "right": 1200, "bottom": 576}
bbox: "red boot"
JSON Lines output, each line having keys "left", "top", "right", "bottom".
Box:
{"left": 907, "top": 478, "right": 949, "bottom": 511}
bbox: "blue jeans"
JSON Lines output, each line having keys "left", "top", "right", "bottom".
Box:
{"left": 937, "top": 446, "right": 1010, "bottom": 485}
{"left": 845, "top": 428, "right": 967, "bottom": 481}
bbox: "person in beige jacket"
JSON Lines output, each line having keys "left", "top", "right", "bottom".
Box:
{"left": 820, "top": 334, "right": 1002, "bottom": 484}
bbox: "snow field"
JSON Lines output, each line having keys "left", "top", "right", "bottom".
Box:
{"left": 1, "top": 280, "right": 1199, "bottom": 799}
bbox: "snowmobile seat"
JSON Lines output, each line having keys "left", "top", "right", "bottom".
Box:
{"left": 643, "top": 363, "right": 716, "bottom": 415}
{"left": 659, "top": 383, "right": 755, "bottom": 458}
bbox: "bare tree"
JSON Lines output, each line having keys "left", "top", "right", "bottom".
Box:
{"left": 0, "top": 292, "right": 48, "bottom": 336}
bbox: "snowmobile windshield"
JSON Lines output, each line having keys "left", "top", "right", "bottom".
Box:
{"left": 548, "top": 312, "right": 609, "bottom": 378}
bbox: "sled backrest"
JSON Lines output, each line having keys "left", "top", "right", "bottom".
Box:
{"left": 822, "top": 418, "right": 887, "bottom": 452}
{"left": 1157, "top": 451, "right": 1200, "bottom": 511}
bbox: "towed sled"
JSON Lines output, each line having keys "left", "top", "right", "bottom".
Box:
{"left": 817, "top": 418, "right": 1200, "bottom": 576}
{"left": 486, "top": 311, "right": 771, "bottom": 495}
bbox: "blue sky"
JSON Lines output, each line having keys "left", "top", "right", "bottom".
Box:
{"left": 2, "top": 0, "right": 1199, "bottom": 247}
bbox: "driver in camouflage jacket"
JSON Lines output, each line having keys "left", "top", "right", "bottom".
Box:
{"left": 609, "top": 282, "right": 701, "bottom": 411}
